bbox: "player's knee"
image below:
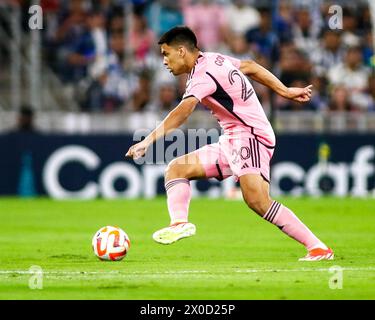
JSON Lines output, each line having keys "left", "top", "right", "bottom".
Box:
{"left": 165, "top": 160, "right": 180, "bottom": 179}
{"left": 244, "top": 196, "right": 262, "bottom": 214}
{"left": 165, "top": 158, "right": 189, "bottom": 180}
{"left": 243, "top": 191, "right": 270, "bottom": 216}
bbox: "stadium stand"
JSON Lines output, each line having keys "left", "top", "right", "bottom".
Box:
{"left": 0, "top": 0, "right": 374, "bottom": 132}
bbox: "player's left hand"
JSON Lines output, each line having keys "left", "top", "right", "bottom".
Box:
{"left": 125, "top": 140, "right": 149, "bottom": 160}
{"left": 286, "top": 85, "right": 313, "bottom": 103}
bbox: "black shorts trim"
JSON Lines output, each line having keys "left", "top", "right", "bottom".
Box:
{"left": 215, "top": 160, "right": 224, "bottom": 181}
{"left": 182, "top": 94, "right": 199, "bottom": 101}
{"left": 261, "top": 173, "right": 270, "bottom": 184}
{"left": 250, "top": 127, "right": 275, "bottom": 149}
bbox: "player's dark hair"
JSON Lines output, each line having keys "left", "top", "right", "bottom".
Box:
{"left": 158, "top": 26, "right": 198, "bottom": 51}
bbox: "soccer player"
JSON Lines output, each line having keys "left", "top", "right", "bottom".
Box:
{"left": 126, "top": 26, "right": 333, "bottom": 261}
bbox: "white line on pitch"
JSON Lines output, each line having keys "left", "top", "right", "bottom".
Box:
{"left": 0, "top": 266, "right": 374, "bottom": 276}
{"left": 235, "top": 267, "right": 375, "bottom": 273}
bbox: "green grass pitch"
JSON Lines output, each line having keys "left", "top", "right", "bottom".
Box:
{"left": 0, "top": 197, "right": 374, "bottom": 300}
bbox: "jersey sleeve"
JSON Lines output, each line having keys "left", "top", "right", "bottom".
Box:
{"left": 222, "top": 54, "right": 241, "bottom": 69}
{"left": 182, "top": 72, "right": 216, "bottom": 102}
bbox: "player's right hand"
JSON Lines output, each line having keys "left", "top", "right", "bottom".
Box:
{"left": 125, "top": 140, "right": 149, "bottom": 160}
{"left": 286, "top": 85, "right": 313, "bottom": 103}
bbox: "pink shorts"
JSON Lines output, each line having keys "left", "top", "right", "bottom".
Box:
{"left": 193, "top": 135, "right": 274, "bottom": 183}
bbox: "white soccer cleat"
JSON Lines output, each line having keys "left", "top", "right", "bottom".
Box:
{"left": 152, "top": 222, "right": 196, "bottom": 245}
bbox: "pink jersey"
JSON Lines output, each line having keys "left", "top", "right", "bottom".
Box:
{"left": 183, "top": 52, "right": 276, "bottom": 147}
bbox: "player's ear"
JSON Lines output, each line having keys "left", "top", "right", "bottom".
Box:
{"left": 178, "top": 46, "right": 186, "bottom": 57}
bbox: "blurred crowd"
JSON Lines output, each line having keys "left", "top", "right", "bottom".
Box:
{"left": 6, "top": 0, "right": 375, "bottom": 116}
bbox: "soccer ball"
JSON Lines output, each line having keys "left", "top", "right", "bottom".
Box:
{"left": 92, "top": 226, "right": 130, "bottom": 261}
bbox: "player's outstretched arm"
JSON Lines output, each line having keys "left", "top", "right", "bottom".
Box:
{"left": 125, "top": 96, "right": 199, "bottom": 160}
{"left": 239, "top": 60, "right": 312, "bottom": 103}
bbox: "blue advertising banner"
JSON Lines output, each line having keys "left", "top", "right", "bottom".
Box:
{"left": 0, "top": 132, "right": 374, "bottom": 198}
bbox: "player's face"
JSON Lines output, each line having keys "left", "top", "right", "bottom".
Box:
{"left": 161, "top": 43, "right": 187, "bottom": 76}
